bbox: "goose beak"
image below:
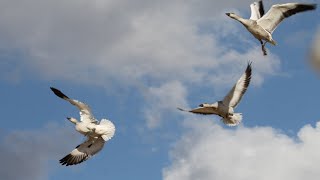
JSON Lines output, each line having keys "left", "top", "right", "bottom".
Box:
{"left": 225, "top": 13, "right": 231, "bottom": 16}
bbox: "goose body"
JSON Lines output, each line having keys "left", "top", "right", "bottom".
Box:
{"left": 226, "top": 1, "right": 317, "bottom": 55}
{"left": 178, "top": 62, "right": 252, "bottom": 126}
{"left": 65, "top": 117, "right": 93, "bottom": 135}
{"left": 50, "top": 87, "right": 115, "bottom": 166}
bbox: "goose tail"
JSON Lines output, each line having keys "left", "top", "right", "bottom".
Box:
{"left": 221, "top": 113, "right": 242, "bottom": 126}
{"left": 270, "top": 39, "right": 277, "bottom": 46}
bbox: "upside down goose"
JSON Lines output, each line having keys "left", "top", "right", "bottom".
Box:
{"left": 178, "top": 62, "right": 252, "bottom": 126}
{"left": 50, "top": 87, "right": 115, "bottom": 166}
{"left": 226, "top": 1, "right": 317, "bottom": 55}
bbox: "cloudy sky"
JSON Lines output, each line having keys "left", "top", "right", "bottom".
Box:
{"left": 0, "top": 0, "right": 319, "bottom": 179}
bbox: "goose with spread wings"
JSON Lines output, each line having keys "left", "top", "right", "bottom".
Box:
{"left": 50, "top": 87, "right": 115, "bottom": 166}
{"left": 178, "top": 62, "right": 252, "bottom": 126}
{"left": 226, "top": 1, "right": 316, "bottom": 55}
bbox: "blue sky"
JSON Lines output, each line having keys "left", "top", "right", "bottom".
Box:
{"left": 0, "top": 0, "right": 320, "bottom": 180}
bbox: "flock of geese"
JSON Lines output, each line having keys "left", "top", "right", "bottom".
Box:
{"left": 51, "top": 1, "right": 317, "bottom": 166}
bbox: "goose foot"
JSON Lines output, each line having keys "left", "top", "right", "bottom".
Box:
{"left": 262, "top": 44, "right": 267, "bottom": 56}
{"left": 260, "top": 40, "right": 267, "bottom": 56}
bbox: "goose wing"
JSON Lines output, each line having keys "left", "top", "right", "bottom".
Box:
{"left": 59, "top": 137, "right": 105, "bottom": 166}
{"left": 50, "top": 87, "right": 97, "bottom": 123}
{"left": 222, "top": 62, "right": 252, "bottom": 108}
{"left": 250, "top": 1, "right": 265, "bottom": 20}
{"left": 257, "top": 3, "right": 316, "bottom": 33}
{"left": 178, "top": 106, "right": 219, "bottom": 115}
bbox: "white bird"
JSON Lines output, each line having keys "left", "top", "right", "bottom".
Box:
{"left": 226, "top": 1, "right": 316, "bottom": 55}
{"left": 178, "top": 62, "right": 252, "bottom": 126}
{"left": 50, "top": 87, "right": 115, "bottom": 166}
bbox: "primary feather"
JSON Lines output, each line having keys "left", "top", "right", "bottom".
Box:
{"left": 178, "top": 62, "right": 252, "bottom": 126}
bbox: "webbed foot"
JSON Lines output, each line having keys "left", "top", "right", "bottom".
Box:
{"left": 260, "top": 40, "right": 267, "bottom": 56}
{"left": 262, "top": 44, "right": 267, "bottom": 56}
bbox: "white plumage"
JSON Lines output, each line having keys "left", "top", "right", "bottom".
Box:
{"left": 178, "top": 62, "right": 252, "bottom": 126}
{"left": 50, "top": 87, "right": 115, "bottom": 166}
{"left": 249, "top": 0, "right": 265, "bottom": 20}
{"left": 226, "top": 1, "right": 316, "bottom": 55}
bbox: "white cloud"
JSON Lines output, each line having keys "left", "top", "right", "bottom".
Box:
{"left": 0, "top": 0, "right": 283, "bottom": 128}
{"left": 163, "top": 119, "right": 320, "bottom": 180}
{"left": 0, "top": 0, "right": 279, "bottom": 86}
{"left": 0, "top": 123, "right": 78, "bottom": 180}
{"left": 143, "top": 81, "right": 188, "bottom": 128}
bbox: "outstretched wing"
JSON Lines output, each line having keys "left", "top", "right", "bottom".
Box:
{"left": 249, "top": 0, "right": 265, "bottom": 20}
{"left": 178, "top": 107, "right": 219, "bottom": 115}
{"left": 59, "top": 137, "right": 105, "bottom": 166}
{"left": 50, "top": 87, "right": 97, "bottom": 123}
{"left": 257, "top": 3, "right": 316, "bottom": 33}
{"left": 222, "top": 62, "right": 252, "bottom": 108}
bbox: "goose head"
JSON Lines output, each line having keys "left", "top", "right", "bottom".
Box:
{"left": 225, "top": 12, "right": 238, "bottom": 19}
{"left": 199, "top": 103, "right": 208, "bottom": 107}
{"left": 67, "top": 117, "right": 78, "bottom": 124}
{"left": 199, "top": 103, "right": 218, "bottom": 108}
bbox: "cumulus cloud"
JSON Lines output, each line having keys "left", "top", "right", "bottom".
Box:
{"left": 0, "top": 0, "right": 283, "bottom": 128}
{"left": 0, "top": 123, "right": 78, "bottom": 180}
{"left": 163, "top": 119, "right": 320, "bottom": 180}
{"left": 143, "top": 81, "right": 188, "bottom": 128}
{"left": 0, "top": 0, "right": 279, "bottom": 85}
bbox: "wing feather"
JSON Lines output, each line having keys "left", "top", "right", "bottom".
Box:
{"left": 50, "top": 87, "right": 97, "bottom": 123}
{"left": 222, "top": 62, "right": 252, "bottom": 108}
{"left": 250, "top": 1, "right": 265, "bottom": 20}
{"left": 178, "top": 107, "right": 219, "bottom": 115}
{"left": 257, "top": 3, "right": 316, "bottom": 33}
{"left": 59, "top": 137, "right": 105, "bottom": 166}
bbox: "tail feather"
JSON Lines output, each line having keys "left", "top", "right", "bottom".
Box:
{"left": 221, "top": 113, "right": 242, "bottom": 126}
{"left": 270, "top": 39, "right": 277, "bottom": 46}
{"left": 99, "top": 119, "right": 116, "bottom": 141}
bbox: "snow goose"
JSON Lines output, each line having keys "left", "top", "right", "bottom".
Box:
{"left": 50, "top": 87, "right": 115, "bottom": 165}
{"left": 178, "top": 62, "right": 252, "bottom": 126}
{"left": 226, "top": 1, "right": 316, "bottom": 55}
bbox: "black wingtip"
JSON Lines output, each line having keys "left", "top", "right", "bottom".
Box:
{"left": 59, "top": 153, "right": 87, "bottom": 166}
{"left": 245, "top": 61, "right": 252, "bottom": 87}
{"left": 258, "top": 0, "right": 265, "bottom": 17}
{"left": 247, "top": 61, "right": 253, "bottom": 70}
{"left": 50, "top": 87, "right": 69, "bottom": 99}
{"left": 304, "top": 4, "right": 317, "bottom": 14}
{"left": 283, "top": 3, "right": 317, "bottom": 18}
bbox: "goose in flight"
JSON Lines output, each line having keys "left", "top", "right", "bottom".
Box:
{"left": 178, "top": 62, "right": 252, "bottom": 126}
{"left": 50, "top": 87, "right": 115, "bottom": 166}
{"left": 226, "top": 1, "right": 317, "bottom": 55}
